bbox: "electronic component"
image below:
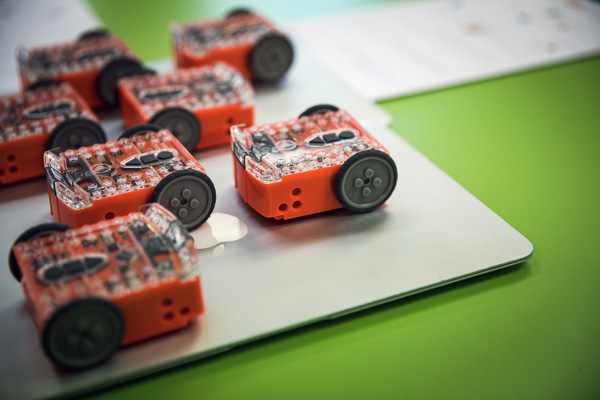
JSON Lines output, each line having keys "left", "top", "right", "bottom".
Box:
{"left": 8, "top": 204, "right": 203, "bottom": 370}
{"left": 17, "top": 30, "right": 142, "bottom": 109}
{"left": 0, "top": 82, "right": 105, "bottom": 185}
{"left": 44, "top": 128, "right": 216, "bottom": 231}
{"left": 118, "top": 62, "right": 254, "bottom": 151}
{"left": 231, "top": 105, "right": 398, "bottom": 219}
{"left": 172, "top": 9, "right": 294, "bottom": 83}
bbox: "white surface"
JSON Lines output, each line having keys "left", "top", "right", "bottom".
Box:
{"left": 290, "top": 0, "right": 600, "bottom": 100}
{"left": 0, "top": 121, "right": 532, "bottom": 400}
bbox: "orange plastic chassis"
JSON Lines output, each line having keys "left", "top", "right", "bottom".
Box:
{"left": 20, "top": 68, "right": 106, "bottom": 110}
{"left": 174, "top": 44, "right": 255, "bottom": 80}
{"left": 233, "top": 158, "right": 345, "bottom": 220}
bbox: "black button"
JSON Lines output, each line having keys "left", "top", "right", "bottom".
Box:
{"left": 34, "top": 255, "right": 58, "bottom": 271}
{"left": 125, "top": 158, "right": 142, "bottom": 167}
{"left": 323, "top": 133, "right": 340, "bottom": 143}
{"left": 339, "top": 130, "right": 355, "bottom": 140}
{"left": 116, "top": 250, "right": 136, "bottom": 262}
{"left": 143, "top": 238, "right": 170, "bottom": 256}
{"left": 309, "top": 137, "right": 325, "bottom": 145}
{"left": 85, "top": 256, "right": 107, "bottom": 270}
{"left": 43, "top": 266, "right": 64, "bottom": 281}
{"left": 140, "top": 154, "right": 158, "bottom": 164}
{"left": 107, "top": 243, "right": 118, "bottom": 252}
{"left": 157, "top": 151, "right": 173, "bottom": 160}
{"left": 63, "top": 260, "right": 85, "bottom": 275}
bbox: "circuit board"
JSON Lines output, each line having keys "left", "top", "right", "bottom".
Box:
{"left": 45, "top": 129, "right": 205, "bottom": 210}
{"left": 231, "top": 109, "right": 391, "bottom": 183}
{"left": 172, "top": 13, "right": 275, "bottom": 56}
{"left": 17, "top": 35, "right": 137, "bottom": 83}
{"left": 0, "top": 83, "right": 95, "bottom": 144}
{"left": 119, "top": 62, "right": 254, "bottom": 121}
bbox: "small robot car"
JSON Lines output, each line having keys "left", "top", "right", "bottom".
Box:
{"left": 231, "top": 105, "right": 398, "bottom": 220}
{"left": 172, "top": 9, "right": 294, "bottom": 83}
{"left": 8, "top": 204, "right": 203, "bottom": 370}
{"left": 0, "top": 82, "right": 105, "bottom": 185}
{"left": 45, "top": 128, "right": 216, "bottom": 231}
{"left": 118, "top": 62, "right": 254, "bottom": 152}
{"left": 17, "top": 29, "right": 142, "bottom": 109}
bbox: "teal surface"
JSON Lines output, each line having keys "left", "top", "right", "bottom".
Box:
{"left": 87, "top": 1, "right": 600, "bottom": 399}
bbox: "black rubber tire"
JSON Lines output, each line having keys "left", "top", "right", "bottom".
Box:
{"left": 47, "top": 118, "right": 107, "bottom": 152}
{"left": 8, "top": 223, "right": 71, "bottom": 282}
{"left": 150, "top": 169, "right": 216, "bottom": 231}
{"left": 298, "top": 104, "right": 340, "bottom": 118}
{"left": 249, "top": 33, "right": 294, "bottom": 83}
{"left": 26, "top": 78, "right": 63, "bottom": 92}
{"left": 96, "top": 56, "right": 141, "bottom": 107}
{"left": 149, "top": 107, "right": 200, "bottom": 152}
{"left": 78, "top": 28, "right": 111, "bottom": 42}
{"left": 118, "top": 124, "right": 162, "bottom": 140}
{"left": 42, "top": 298, "right": 124, "bottom": 370}
{"left": 334, "top": 150, "right": 398, "bottom": 213}
{"left": 226, "top": 8, "right": 253, "bottom": 18}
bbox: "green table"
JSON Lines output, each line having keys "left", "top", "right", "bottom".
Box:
{"left": 88, "top": 1, "right": 600, "bottom": 398}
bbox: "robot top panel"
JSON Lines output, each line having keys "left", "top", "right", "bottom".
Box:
{"left": 172, "top": 13, "right": 277, "bottom": 56}
{"left": 18, "top": 34, "right": 137, "bottom": 81}
{"left": 119, "top": 63, "right": 254, "bottom": 119}
{"left": 0, "top": 83, "right": 95, "bottom": 143}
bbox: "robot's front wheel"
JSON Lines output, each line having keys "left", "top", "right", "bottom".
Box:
{"left": 42, "top": 298, "right": 124, "bottom": 370}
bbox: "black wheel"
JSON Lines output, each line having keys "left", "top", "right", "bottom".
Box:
{"left": 299, "top": 104, "right": 339, "bottom": 118}
{"left": 226, "top": 8, "right": 253, "bottom": 18}
{"left": 96, "top": 56, "right": 141, "bottom": 107}
{"left": 47, "top": 118, "right": 106, "bottom": 151}
{"left": 334, "top": 150, "right": 398, "bottom": 213}
{"left": 78, "top": 28, "right": 111, "bottom": 42}
{"left": 249, "top": 33, "right": 294, "bottom": 83}
{"left": 151, "top": 169, "right": 216, "bottom": 231}
{"left": 8, "top": 223, "right": 70, "bottom": 282}
{"left": 42, "top": 298, "right": 124, "bottom": 370}
{"left": 26, "top": 78, "right": 63, "bottom": 92}
{"left": 118, "top": 123, "right": 162, "bottom": 140}
{"left": 149, "top": 107, "right": 200, "bottom": 152}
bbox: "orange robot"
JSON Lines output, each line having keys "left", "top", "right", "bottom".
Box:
{"left": 45, "top": 128, "right": 216, "bottom": 231}
{"left": 231, "top": 105, "right": 398, "bottom": 220}
{"left": 8, "top": 204, "right": 203, "bottom": 370}
{"left": 118, "top": 62, "right": 254, "bottom": 152}
{"left": 172, "top": 9, "right": 294, "bottom": 83}
{"left": 0, "top": 82, "right": 105, "bottom": 185}
{"left": 17, "top": 29, "right": 142, "bottom": 109}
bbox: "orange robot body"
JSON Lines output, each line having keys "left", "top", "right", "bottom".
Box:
{"left": 9, "top": 204, "right": 203, "bottom": 370}
{"left": 45, "top": 129, "right": 216, "bottom": 231}
{"left": 172, "top": 10, "right": 294, "bottom": 83}
{"left": 17, "top": 30, "right": 142, "bottom": 109}
{"left": 231, "top": 106, "right": 399, "bottom": 220}
{"left": 118, "top": 62, "right": 255, "bottom": 152}
{"left": 0, "top": 82, "right": 105, "bottom": 185}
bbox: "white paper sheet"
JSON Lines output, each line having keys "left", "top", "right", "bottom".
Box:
{"left": 290, "top": 0, "right": 600, "bottom": 100}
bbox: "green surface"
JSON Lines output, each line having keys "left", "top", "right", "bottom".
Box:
{"left": 87, "top": 1, "right": 600, "bottom": 399}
